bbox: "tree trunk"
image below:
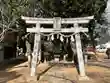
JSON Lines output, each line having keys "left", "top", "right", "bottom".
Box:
{"left": 25, "top": 40, "right": 32, "bottom": 69}
{"left": 90, "top": 33, "right": 98, "bottom": 61}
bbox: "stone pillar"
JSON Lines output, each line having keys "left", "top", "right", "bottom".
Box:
{"left": 74, "top": 23, "right": 89, "bottom": 80}
{"left": 31, "top": 23, "right": 41, "bottom": 76}
{"left": 0, "top": 44, "right": 4, "bottom": 63}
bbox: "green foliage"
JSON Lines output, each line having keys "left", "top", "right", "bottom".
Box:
{"left": 39, "top": 0, "right": 107, "bottom": 18}
{"left": 0, "top": 0, "right": 30, "bottom": 29}
{"left": 0, "top": 0, "right": 107, "bottom": 29}
{"left": 38, "top": 0, "right": 108, "bottom": 46}
{"left": 0, "top": 0, "right": 108, "bottom": 46}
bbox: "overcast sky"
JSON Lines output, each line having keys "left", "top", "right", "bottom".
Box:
{"left": 96, "top": 1, "right": 110, "bottom": 44}
{"left": 107, "top": 0, "right": 110, "bottom": 10}
{"left": 106, "top": 0, "right": 110, "bottom": 35}
{"left": 106, "top": 0, "right": 110, "bottom": 22}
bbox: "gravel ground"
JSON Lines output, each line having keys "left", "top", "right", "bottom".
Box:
{"left": 0, "top": 58, "right": 110, "bottom": 83}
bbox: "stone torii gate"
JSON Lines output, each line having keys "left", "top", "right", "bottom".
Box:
{"left": 21, "top": 16, "right": 94, "bottom": 80}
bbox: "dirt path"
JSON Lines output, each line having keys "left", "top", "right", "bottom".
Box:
{"left": 0, "top": 60, "right": 110, "bottom": 83}
{"left": 38, "top": 63, "right": 110, "bottom": 83}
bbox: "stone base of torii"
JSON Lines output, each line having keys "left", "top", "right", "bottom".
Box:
{"left": 21, "top": 16, "right": 94, "bottom": 80}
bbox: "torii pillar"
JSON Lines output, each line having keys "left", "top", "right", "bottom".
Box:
{"left": 30, "top": 23, "right": 41, "bottom": 76}
{"left": 74, "top": 23, "right": 89, "bottom": 80}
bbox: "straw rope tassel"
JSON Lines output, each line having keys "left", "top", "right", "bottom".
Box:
{"left": 51, "top": 34, "right": 54, "bottom": 40}
{"left": 60, "top": 35, "right": 64, "bottom": 42}
{"left": 66, "top": 38, "right": 68, "bottom": 43}
{"left": 47, "top": 36, "right": 50, "bottom": 41}
{"left": 71, "top": 35, "right": 74, "bottom": 41}
{"left": 57, "top": 34, "right": 59, "bottom": 39}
